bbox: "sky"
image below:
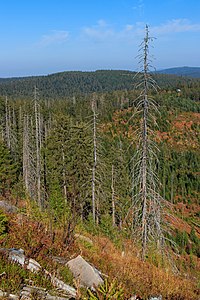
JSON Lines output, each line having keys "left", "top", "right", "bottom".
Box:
{"left": 0, "top": 0, "right": 200, "bottom": 77}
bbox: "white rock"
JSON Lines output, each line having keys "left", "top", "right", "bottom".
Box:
{"left": 67, "top": 255, "right": 104, "bottom": 289}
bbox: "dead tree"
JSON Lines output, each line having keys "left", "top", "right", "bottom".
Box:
{"left": 34, "top": 86, "right": 42, "bottom": 209}
{"left": 90, "top": 94, "right": 108, "bottom": 224}
{"left": 23, "top": 114, "right": 37, "bottom": 200}
{"left": 132, "top": 25, "right": 164, "bottom": 260}
{"left": 61, "top": 143, "right": 68, "bottom": 203}
{"left": 5, "top": 96, "right": 11, "bottom": 149}
{"left": 111, "top": 164, "right": 116, "bottom": 226}
{"left": 23, "top": 114, "right": 30, "bottom": 192}
{"left": 91, "top": 96, "right": 97, "bottom": 222}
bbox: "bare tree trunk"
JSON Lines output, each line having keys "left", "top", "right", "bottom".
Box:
{"left": 141, "top": 36, "right": 149, "bottom": 259}
{"left": 132, "top": 25, "right": 163, "bottom": 261}
{"left": 23, "top": 114, "right": 36, "bottom": 199}
{"left": 43, "top": 123, "right": 48, "bottom": 206}
{"left": 111, "top": 164, "right": 116, "bottom": 227}
{"left": 96, "top": 194, "right": 99, "bottom": 225}
{"left": 170, "top": 172, "right": 174, "bottom": 203}
{"left": 5, "top": 96, "right": 11, "bottom": 148}
{"left": 23, "top": 115, "right": 30, "bottom": 191}
{"left": 62, "top": 144, "right": 67, "bottom": 203}
{"left": 92, "top": 97, "right": 97, "bottom": 222}
{"left": 34, "top": 86, "right": 42, "bottom": 209}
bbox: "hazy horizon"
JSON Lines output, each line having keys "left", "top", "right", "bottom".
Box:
{"left": 1, "top": 66, "right": 200, "bottom": 79}
{"left": 1, "top": 0, "right": 200, "bottom": 77}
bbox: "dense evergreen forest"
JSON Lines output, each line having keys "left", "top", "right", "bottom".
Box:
{"left": 0, "top": 71, "right": 199, "bottom": 253}
{"left": 1, "top": 70, "right": 200, "bottom": 100}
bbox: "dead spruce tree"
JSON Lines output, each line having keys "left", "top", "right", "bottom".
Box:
{"left": 91, "top": 96, "right": 97, "bottom": 222}
{"left": 23, "top": 114, "right": 32, "bottom": 195}
{"left": 22, "top": 87, "right": 43, "bottom": 208}
{"left": 5, "top": 96, "right": 11, "bottom": 149}
{"left": 132, "top": 25, "right": 164, "bottom": 260}
{"left": 33, "top": 86, "right": 43, "bottom": 208}
{"left": 90, "top": 94, "right": 108, "bottom": 224}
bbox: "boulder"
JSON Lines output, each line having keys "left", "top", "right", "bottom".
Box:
{"left": 66, "top": 255, "right": 104, "bottom": 289}
{"left": 74, "top": 233, "right": 93, "bottom": 245}
{"left": 0, "top": 200, "right": 17, "bottom": 213}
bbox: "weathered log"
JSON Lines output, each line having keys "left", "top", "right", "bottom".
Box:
{"left": 46, "top": 295, "right": 71, "bottom": 300}
{"left": 8, "top": 248, "right": 41, "bottom": 272}
{"left": 44, "top": 270, "right": 76, "bottom": 298}
{"left": 20, "top": 285, "right": 47, "bottom": 299}
{"left": 51, "top": 256, "right": 68, "bottom": 265}
{"left": 2, "top": 249, "right": 76, "bottom": 298}
{"left": 20, "top": 285, "right": 73, "bottom": 300}
{"left": 0, "top": 289, "right": 19, "bottom": 299}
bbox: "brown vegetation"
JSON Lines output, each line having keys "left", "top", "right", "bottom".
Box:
{"left": 1, "top": 206, "right": 199, "bottom": 300}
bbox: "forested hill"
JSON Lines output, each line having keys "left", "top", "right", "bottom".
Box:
{"left": 0, "top": 69, "right": 200, "bottom": 299}
{"left": 0, "top": 69, "right": 199, "bottom": 98}
{"left": 156, "top": 66, "right": 200, "bottom": 78}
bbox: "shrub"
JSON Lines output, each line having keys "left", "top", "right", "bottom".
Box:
{"left": 87, "top": 279, "right": 124, "bottom": 300}
{"left": 0, "top": 210, "right": 9, "bottom": 239}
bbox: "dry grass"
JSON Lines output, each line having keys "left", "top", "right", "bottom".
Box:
{"left": 1, "top": 209, "right": 199, "bottom": 300}
{"left": 80, "top": 235, "right": 200, "bottom": 300}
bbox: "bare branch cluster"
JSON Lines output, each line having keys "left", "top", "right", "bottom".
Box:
{"left": 131, "top": 25, "right": 165, "bottom": 260}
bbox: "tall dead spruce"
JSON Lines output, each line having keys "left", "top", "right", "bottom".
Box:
{"left": 34, "top": 86, "right": 42, "bottom": 209}
{"left": 132, "top": 25, "right": 164, "bottom": 260}
{"left": 92, "top": 96, "right": 97, "bottom": 223}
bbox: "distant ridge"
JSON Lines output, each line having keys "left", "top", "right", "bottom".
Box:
{"left": 156, "top": 66, "right": 200, "bottom": 78}
{"left": 0, "top": 69, "right": 198, "bottom": 98}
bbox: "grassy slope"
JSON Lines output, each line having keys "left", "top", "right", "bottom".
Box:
{"left": 0, "top": 200, "right": 199, "bottom": 300}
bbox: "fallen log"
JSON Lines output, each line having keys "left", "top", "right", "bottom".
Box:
{"left": 0, "top": 289, "right": 19, "bottom": 299}
{"left": 2, "top": 248, "right": 77, "bottom": 299}
{"left": 20, "top": 285, "right": 73, "bottom": 300}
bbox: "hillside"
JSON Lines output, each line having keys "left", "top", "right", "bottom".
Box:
{"left": 0, "top": 69, "right": 199, "bottom": 99}
{"left": 0, "top": 72, "right": 200, "bottom": 299}
{"left": 0, "top": 204, "right": 199, "bottom": 299}
{"left": 156, "top": 66, "right": 200, "bottom": 78}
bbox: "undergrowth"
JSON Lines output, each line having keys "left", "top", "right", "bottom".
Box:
{"left": 0, "top": 203, "right": 199, "bottom": 299}
{"left": 0, "top": 252, "right": 53, "bottom": 294}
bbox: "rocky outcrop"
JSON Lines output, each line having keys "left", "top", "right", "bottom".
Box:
{"left": 74, "top": 233, "right": 93, "bottom": 245}
{"left": 66, "top": 255, "right": 104, "bottom": 289}
{"left": 1, "top": 248, "right": 76, "bottom": 299}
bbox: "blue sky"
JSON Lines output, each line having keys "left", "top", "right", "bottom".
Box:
{"left": 0, "top": 0, "right": 200, "bottom": 77}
